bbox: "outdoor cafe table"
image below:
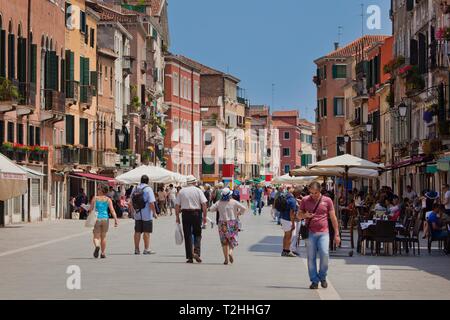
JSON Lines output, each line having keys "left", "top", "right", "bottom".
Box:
{"left": 358, "top": 220, "right": 405, "bottom": 256}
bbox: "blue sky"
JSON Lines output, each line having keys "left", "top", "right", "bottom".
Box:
{"left": 168, "top": 0, "right": 392, "bottom": 122}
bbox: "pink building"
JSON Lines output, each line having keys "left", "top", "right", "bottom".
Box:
{"left": 272, "top": 111, "right": 301, "bottom": 174}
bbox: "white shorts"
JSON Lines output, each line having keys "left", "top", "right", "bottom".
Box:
{"left": 280, "top": 218, "right": 294, "bottom": 232}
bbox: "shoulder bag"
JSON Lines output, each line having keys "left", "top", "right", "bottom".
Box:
{"left": 299, "top": 196, "right": 323, "bottom": 240}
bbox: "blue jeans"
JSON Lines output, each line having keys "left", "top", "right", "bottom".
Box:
{"left": 253, "top": 199, "right": 262, "bottom": 215}
{"left": 307, "top": 232, "right": 330, "bottom": 284}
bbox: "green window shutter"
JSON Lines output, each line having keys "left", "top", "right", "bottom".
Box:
{"left": 60, "top": 58, "right": 65, "bottom": 93}
{"left": 323, "top": 65, "right": 327, "bottom": 79}
{"left": 17, "top": 38, "right": 27, "bottom": 82}
{"left": 80, "top": 57, "right": 85, "bottom": 102}
{"left": 80, "top": 11, "right": 86, "bottom": 33}
{"left": 30, "top": 44, "right": 37, "bottom": 83}
{"left": 323, "top": 98, "right": 327, "bottom": 116}
{"left": 8, "top": 33, "right": 15, "bottom": 79}
{"left": 90, "top": 28, "right": 95, "bottom": 48}
{"left": 55, "top": 54, "right": 60, "bottom": 91}
{"left": 80, "top": 118, "right": 88, "bottom": 147}
{"left": 332, "top": 65, "right": 337, "bottom": 79}
{"left": 0, "top": 30, "right": 6, "bottom": 77}
{"left": 66, "top": 115, "right": 74, "bottom": 145}
{"left": 50, "top": 51, "right": 58, "bottom": 90}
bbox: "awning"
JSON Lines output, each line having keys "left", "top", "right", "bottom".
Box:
{"left": 20, "top": 166, "right": 46, "bottom": 178}
{"left": 384, "top": 155, "right": 430, "bottom": 171}
{"left": 437, "top": 156, "right": 450, "bottom": 172}
{"left": 426, "top": 164, "right": 438, "bottom": 174}
{"left": 71, "top": 172, "right": 116, "bottom": 183}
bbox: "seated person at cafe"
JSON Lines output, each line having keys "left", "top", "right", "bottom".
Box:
{"left": 387, "top": 196, "right": 402, "bottom": 222}
{"left": 427, "top": 204, "right": 449, "bottom": 241}
{"left": 374, "top": 197, "right": 388, "bottom": 218}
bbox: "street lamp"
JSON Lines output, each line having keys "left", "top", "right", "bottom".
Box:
{"left": 398, "top": 102, "right": 408, "bottom": 119}
{"left": 118, "top": 131, "right": 125, "bottom": 154}
{"left": 365, "top": 121, "right": 373, "bottom": 133}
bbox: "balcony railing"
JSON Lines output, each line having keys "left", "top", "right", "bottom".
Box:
{"left": 42, "top": 89, "right": 65, "bottom": 114}
{"left": 54, "top": 147, "right": 80, "bottom": 165}
{"left": 79, "top": 85, "right": 93, "bottom": 107}
{"left": 123, "top": 55, "right": 135, "bottom": 77}
{"left": 79, "top": 147, "right": 94, "bottom": 165}
{"left": 97, "top": 151, "right": 117, "bottom": 168}
{"left": 12, "top": 80, "right": 36, "bottom": 107}
{"left": 65, "top": 80, "right": 79, "bottom": 104}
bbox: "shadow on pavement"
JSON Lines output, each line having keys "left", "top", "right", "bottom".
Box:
{"left": 248, "top": 236, "right": 282, "bottom": 253}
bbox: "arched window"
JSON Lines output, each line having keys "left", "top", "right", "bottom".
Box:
{"left": 0, "top": 14, "right": 5, "bottom": 77}
{"left": 7, "top": 20, "right": 14, "bottom": 79}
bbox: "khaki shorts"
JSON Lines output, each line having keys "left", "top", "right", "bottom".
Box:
{"left": 93, "top": 219, "right": 109, "bottom": 235}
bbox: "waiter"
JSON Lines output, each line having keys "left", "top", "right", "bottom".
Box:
{"left": 175, "top": 177, "right": 208, "bottom": 264}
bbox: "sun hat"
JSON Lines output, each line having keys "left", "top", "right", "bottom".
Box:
{"left": 186, "top": 176, "right": 198, "bottom": 184}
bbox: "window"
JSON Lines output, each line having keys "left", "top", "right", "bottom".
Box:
{"left": 284, "top": 131, "right": 290, "bottom": 140}
{"left": 80, "top": 11, "right": 86, "bottom": 34}
{"left": 0, "top": 25, "right": 6, "bottom": 78}
{"left": 35, "top": 127, "right": 40, "bottom": 145}
{"left": 173, "top": 73, "right": 179, "bottom": 96}
{"left": 79, "top": 118, "right": 88, "bottom": 147}
{"left": 8, "top": 29, "right": 15, "bottom": 80}
{"left": 283, "top": 148, "right": 290, "bottom": 157}
{"left": 110, "top": 67, "right": 113, "bottom": 93}
{"left": 90, "top": 28, "right": 95, "bottom": 48}
{"left": 98, "top": 65, "right": 103, "bottom": 95}
{"left": 204, "top": 132, "right": 212, "bottom": 145}
{"left": 332, "top": 64, "right": 347, "bottom": 79}
{"left": 333, "top": 97, "right": 344, "bottom": 116}
{"left": 284, "top": 165, "right": 290, "bottom": 174}
{"left": 194, "top": 80, "right": 199, "bottom": 103}
{"left": 17, "top": 123, "right": 23, "bottom": 144}
{"left": 0, "top": 120, "right": 4, "bottom": 145}
{"left": 28, "top": 126, "right": 34, "bottom": 146}
{"left": 65, "top": 115, "right": 74, "bottom": 145}
{"left": 7, "top": 121, "right": 14, "bottom": 142}
{"left": 187, "top": 78, "right": 191, "bottom": 101}
{"left": 336, "top": 136, "right": 345, "bottom": 156}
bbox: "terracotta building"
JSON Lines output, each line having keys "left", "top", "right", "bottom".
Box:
{"left": 272, "top": 110, "right": 301, "bottom": 174}
{"left": 314, "top": 35, "right": 390, "bottom": 161}
{"left": 164, "top": 53, "right": 201, "bottom": 177}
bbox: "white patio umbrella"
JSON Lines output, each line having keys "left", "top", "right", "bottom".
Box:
{"left": 0, "top": 153, "right": 28, "bottom": 201}
{"left": 307, "top": 154, "right": 384, "bottom": 204}
{"left": 115, "top": 165, "right": 186, "bottom": 184}
{"left": 290, "top": 167, "right": 380, "bottom": 179}
{"left": 271, "top": 174, "right": 318, "bottom": 185}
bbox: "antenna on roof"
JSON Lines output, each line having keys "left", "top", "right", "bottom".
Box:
{"left": 271, "top": 83, "right": 275, "bottom": 109}
{"left": 360, "top": 3, "right": 365, "bottom": 36}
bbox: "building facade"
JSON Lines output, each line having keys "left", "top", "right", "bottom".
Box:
{"left": 272, "top": 110, "right": 301, "bottom": 174}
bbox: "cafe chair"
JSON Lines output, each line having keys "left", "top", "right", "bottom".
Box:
{"left": 427, "top": 230, "right": 447, "bottom": 254}
{"left": 374, "top": 220, "right": 396, "bottom": 256}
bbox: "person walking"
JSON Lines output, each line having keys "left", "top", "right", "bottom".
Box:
{"left": 277, "top": 187, "right": 298, "bottom": 257}
{"left": 75, "top": 188, "right": 88, "bottom": 220}
{"left": 129, "top": 175, "right": 158, "bottom": 255}
{"left": 232, "top": 185, "right": 241, "bottom": 202}
{"left": 157, "top": 187, "right": 167, "bottom": 216}
{"left": 209, "top": 188, "right": 246, "bottom": 265}
{"left": 175, "top": 177, "right": 208, "bottom": 264}
{"left": 88, "top": 184, "right": 119, "bottom": 259}
{"left": 253, "top": 184, "right": 264, "bottom": 216}
{"left": 298, "top": 182, "right": 340, "bottom": 290}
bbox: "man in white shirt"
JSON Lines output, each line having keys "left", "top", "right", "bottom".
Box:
{"left": 175, "top": 177, "right": 208, "bottom": 264}
{"left": 168, "top": 184, "right": 177, "bottom": 215}
{"left": 403, "top": 185, "right": 417, "bottom": 201}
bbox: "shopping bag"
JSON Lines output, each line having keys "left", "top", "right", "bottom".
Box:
{"left": 175, "top": 223, "right": 184, "bottom": 245}
{"left": 85, "top": 211, "right": 97, "bottom": 228}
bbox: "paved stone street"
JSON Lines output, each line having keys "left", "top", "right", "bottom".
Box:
{"left": 0, "top": 207, "right": 449, "bottom": 300}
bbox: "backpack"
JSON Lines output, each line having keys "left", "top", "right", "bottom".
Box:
{"left": 275, "top": 193, "right": 288, "bottom": 212}
{"left": 132, "top": 186, "right": 150, "bottom": 211}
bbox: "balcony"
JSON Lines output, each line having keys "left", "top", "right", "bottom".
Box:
{"left": 356, "top": 61, "right": 368, "bottom": 77}
{"left": 97, "top": 151, "right": 117, "bottom": 168}
{"left": 352, "top": 80, "right": 368, "bottom": 101}
{"left": 42, "top": 89, "right": 65, "bottom": 114}
{"left": 54, "top": 146, "right": 80, "bottom": 165}
{"left": 65, "top": 80, "right": 79, "bottom": 106}
{"left": 11, "top": 80, "right": 36, "bottom": 108}
{"left": 123, "top": 55, "right": 135, "bottom": 77}
{"left": 79, "top": 147, "right": 94, "bottom": 165}
{"left": 79, "top": 85, "right": 93, "bottom": 109}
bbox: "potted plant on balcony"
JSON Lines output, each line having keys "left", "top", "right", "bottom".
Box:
{"left": 130, "top": 86, "right": 140, "bottom": 113}
{"left": 0, "top": 77, "right": 20, "bottom": 107}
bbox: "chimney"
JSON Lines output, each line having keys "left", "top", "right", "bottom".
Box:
{"left": 334, "top": 42, "right": 340, "bottom": 50}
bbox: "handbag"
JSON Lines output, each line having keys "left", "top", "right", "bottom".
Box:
{"left": 85, "top": 211, "right": 98, "bottom": 228}
{"left": 299, "top": 196, "right": 323, "bottom": 240}
{"left": 175, "top": 223, "right": 184, "bottom": 245}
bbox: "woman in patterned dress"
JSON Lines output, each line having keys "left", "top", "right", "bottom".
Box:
{"left": 210, "top": 188, "right": 247, "bottom": 265}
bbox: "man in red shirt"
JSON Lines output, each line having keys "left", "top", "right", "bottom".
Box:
{"left": 298, "top": 182, "right": 340, "bottom": 290}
